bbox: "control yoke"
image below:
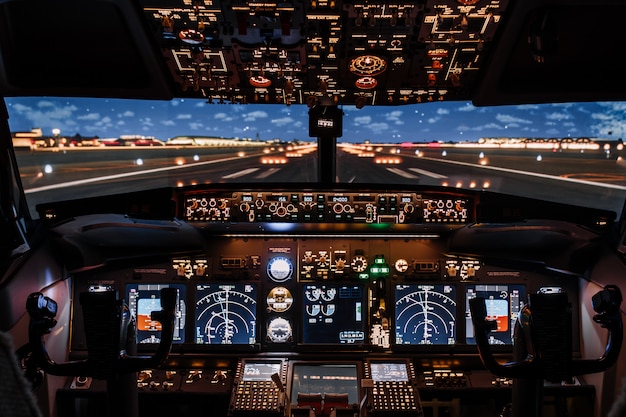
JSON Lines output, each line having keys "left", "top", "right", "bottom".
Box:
{"left": 26, "top": 288, "right": 177, "bottom": 378}
{"left": 469, "top": 285, "right": 623, "bottom": 381}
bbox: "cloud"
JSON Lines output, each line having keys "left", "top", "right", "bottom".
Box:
{"left": 271, "top": 117, "right": 296, "bottom": 127}
{"left": 436, "top": 108, "right": 450, "bottom": 115}
{"left": 161, "top": 120, "right": 176, "bottom": 126}
{"left": 120, "top": 111, "right": 135, "bottom": 117}
{"left": 365, "top": 122, "right": 389, "bottom": 134}
{"left": 140, "top": 117, "right": 154, "bottom": 127}
{"left": 495, "top": 113, "right": 532, "bottom": 124}
{"left": 243, "top": 110, "right": 269, "bottom": 121}
{"left": 597, "top": 102, "right": 626, "bottom": 111}
{"left": 176, "top": 114, "right": 192, "bottom": 119}
{"left": 516, "top": 104, "right": 540, "bottom": 110}
{"left": 77, "top": 113, "right": 101, "bottom": 121}
{"left": 545, "top": 112, "right": 572, "bottom": 121}
{"left": 214, "top": 112, "right": 234, "bottom": 122}
{"left": 9, "top": 103, "right": 32, "bottom": 113}
{"left": 385, "top": 111, "right": 404, "bottom": 125}
{"left": 457, "top": 103, "right": 477, "bottom": 112}
{"left": 96, "top": 116, "right": 112, "bottom": 125}
{"left": 353, "top": 116, "right": 372, "bottom": 125}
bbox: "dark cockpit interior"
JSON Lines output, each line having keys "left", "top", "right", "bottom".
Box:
{"left": 1, "top": 1, "right": 626, "bottom": 417}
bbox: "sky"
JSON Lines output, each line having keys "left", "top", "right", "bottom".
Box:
{"left": 5, "top": 98, "right": 626, "bottom": 143}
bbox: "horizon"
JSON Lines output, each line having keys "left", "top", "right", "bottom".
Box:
{"left": 6, "top": 98, "right": 626, "bottom": 144}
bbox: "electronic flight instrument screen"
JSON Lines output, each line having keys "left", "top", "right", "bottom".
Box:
{"left": 465, "top": 284, "right": 526, "bottom": 345}
{"left": 370, "top": 362, "right": 409, "bottom": 382}
{"left": 301, "top": 284, "right": 366, "bottom": 345}
{"left": 395, "top": 284, "right": 457, "bottom": 345}
{"left": 290, "top": 363, "right": 360, "bottom": 406}
{"left": 241, "top": 361, "right": 283, "bottom": 381}
{"left": 125, "top": 283, "right": 187, "bottom": 344}
{"left": 195, "top": 283, "right": 257, "bottom": 345}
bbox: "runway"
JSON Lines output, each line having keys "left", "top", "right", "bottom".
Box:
{"left": 14, "top": 143, "right": 626, "bottom": 217}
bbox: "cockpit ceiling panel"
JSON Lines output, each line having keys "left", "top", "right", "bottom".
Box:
{"left": 3, "top": 0, "right": 626, "bottom": 105}
{"left": 141, "top": 0, "right": 508, "bottom": 105}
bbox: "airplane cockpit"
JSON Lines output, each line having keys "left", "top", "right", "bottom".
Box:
{"left": 1, "top": 1, "right": 626, "bottom": 417}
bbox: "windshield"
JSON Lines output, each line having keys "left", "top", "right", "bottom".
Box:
{"left": 6, "top": 97, "right": 626, "bottom": 219}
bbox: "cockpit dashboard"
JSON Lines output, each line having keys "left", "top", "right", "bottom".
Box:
{"left": 34, "top": 183, "right": 608, "bottom": 416}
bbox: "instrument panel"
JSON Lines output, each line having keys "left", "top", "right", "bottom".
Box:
{"left": 59, "top": 185, "right": 595, "bottom": 417}
{"left": 71, "top": 235, "right": 579, "bottom": 354}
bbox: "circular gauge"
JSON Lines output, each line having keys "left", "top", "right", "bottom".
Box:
{"left": 178, "top": 29, "right": 204, "bottom": 45}
{"left": 139, "top": 335, "right": 161, "bottom": 344}
{"left": 395, "top": 258, "right": 409, "bottom": 273}
{"left": 320, "top": 287, "right": 337, "bottom": 301}
{"left": 267, "top": 317, "right": 292, "bottom": 343}
{"left": 351, "top": 255, "right": 368, "bottom": 272}
{"left": 267, "top": 286, "right": 294, "bottom": 312}
{"left": 487, "top": 335, "right": 507, "bottom": 345}
{"left": 267, "top": 256, "right": 293, "bottom": 282}
{"left": 250, "top": 75, "right": 272, "bottom": 88}
{"left": 355, "top": 76, "right": 378, "bottom": 89}
{"left": 305, "top": 286, "right": 322, "bottom": 301}
{"left": 349, "top": 55, "right": 387, "bottom": 76}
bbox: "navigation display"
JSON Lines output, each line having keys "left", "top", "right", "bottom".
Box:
{"left": 395, "top": 284, "right": 457, "bottom": 345}
{"left": 301, "top": 284, "right": 365, "bottom": 345}
{"left": 126, "top": 283, "right": 186, "bottom": 344}
{"left": 195, "top": 283, "right": 257, "bottom": 345}
{"left": 242, "top": 361, "right": 283, "bottom": 381}
{"left": 465, "top": 284, "right": 525, "bottom": 345}
{"left": 370, "top": 362, "right": 409, "bottom": 382}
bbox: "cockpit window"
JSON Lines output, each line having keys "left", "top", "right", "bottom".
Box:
{"left": 6, "top": 97, "right": 626, "bottom": 218}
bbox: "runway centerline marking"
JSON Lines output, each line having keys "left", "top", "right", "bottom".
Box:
{"left": 408, "top": 167, "right": 448, "bottom": 179}
{"left": 255, "top": 168, "right": 281, "bottom": 179}
{"left": 222, "top": 168, "right": 260, "bottom": 179}
{"left": 386, "top": 168, "right": 419, "bottom": 179}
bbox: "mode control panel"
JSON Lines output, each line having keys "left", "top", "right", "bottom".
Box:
{"left": 182, "top": 190, "right": 470, "bottom": 224}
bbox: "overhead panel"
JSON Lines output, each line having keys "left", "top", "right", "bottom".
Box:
{"left": 139, "top": 0, "right": 509, "bottom": 106}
